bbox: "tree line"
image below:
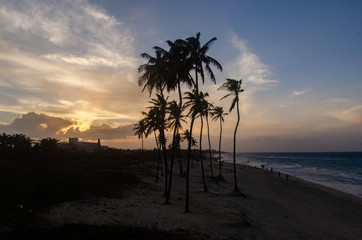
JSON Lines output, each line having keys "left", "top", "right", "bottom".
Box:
{"left": 134, "top": 32, "right": 244, "bottom": 212}
{"left": 0, "top": 133, "right": 59, "bottom": 154}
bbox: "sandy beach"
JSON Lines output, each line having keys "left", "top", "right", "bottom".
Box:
{"left": 41, "top": 160, "right": 362, "bottom": 240}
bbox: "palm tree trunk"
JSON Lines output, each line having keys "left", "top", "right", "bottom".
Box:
{"left": 206, "top": 115, "right": 214, "bottom": 178}
{"left": 199, "top": 114, "right": 207, "bottom": 192}
{"left": 160, "top": 130, "right": 168, "bottom": 197}
{"left": 141, "top": 135, "right": 144, "bottom": 151}
{"left": 155, "top": 132, "right": 162, "bottom": 182}
{"left": 233, "top": 98, "right": 240, "bottom": 192}
{"left": 185, "top": 114, "right": 196, "bottom": 213}
{"left": 165, "top": 126, "right": 178, "bottom": 204}
{"left": 218, "top": 118, "right": 223, "bottom": 177}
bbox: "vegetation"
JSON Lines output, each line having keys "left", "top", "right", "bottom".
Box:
{"left": 136, "top": 32, "right": 245, "bottom": 212}
{"left": 218, "top": 78, "right": 244, "bottom": 193}
{"left": 0, "top": 138, "right": 205, "bottom": 239}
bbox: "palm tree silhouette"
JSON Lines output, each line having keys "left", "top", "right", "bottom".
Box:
{"left": 218, "top": 78, "right": 244, "bottom": 193}
{"left": 203, "top": 99, "right": 215, "bottom": 179}
{"left": 184, "top": 32, "right": 222, "bottom": 93}
{"left": 133, "top": 120, "right": 147, "bottom": 151}
{"left": 210, "top": 106, "right": 228, "bottom": 178}
{"left": 138, "top": 49, "right": 168, "bottom": 97}
{"left": 165, "top": 100, "right": 186, "bottom": 204}
{"left": 148, "top": 94, "right": 169, "bottom": 196}
{"left": 182, "top": 33, "right": 222, "bottom": 212}
{"left": 141, "top": 108, "right": 166, "bottom": 181}
{"left": 184, "top": 90, "right": 209, "bottom": 192}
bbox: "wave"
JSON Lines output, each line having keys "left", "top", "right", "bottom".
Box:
{"left": 221, "top": 152, "right": 362, "bottom": 198}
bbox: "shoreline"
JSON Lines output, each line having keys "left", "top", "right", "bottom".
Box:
{"left": 40, "top": 159, "right": 362, "bottom": 240}
{"left": 221, "top": 152, "right": 362, "bottom": 199}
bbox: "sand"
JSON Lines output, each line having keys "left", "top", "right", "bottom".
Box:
{"left": 42, "top": 161, "right": 362, "bottom": 240}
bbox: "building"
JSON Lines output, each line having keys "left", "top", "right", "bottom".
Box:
{"left": 58, "top": 138, "right": 109, "bottom": 152}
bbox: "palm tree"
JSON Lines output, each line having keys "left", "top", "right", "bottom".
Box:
{"left": 138, "top": 49, "right": 168, "bottom": 97}
{"left": 203, "top": 99, "right": 215, "bottom": 179}
{"left": 165, "top": 100, "right": 186, "bottom": 204}
{"left": 38, "top": 137, "right": 59, "bottom": 153}
{"left": 8, "top": 134, "right": 33, "bottom": 153}
{"left": 133, "top": 119, "right": 147, "bottom": 151}
{"left": 148, "top": 94, "right": 169, "bottom": 196}
{"left": 183, "top": 32, "right": 223, "bottom": 93}
{"left": 218, "top": 78, "right": 244, "bottom": 193}
{"left": 184, "top": 90, "right": 208, "bottom": 193}
{"left": 181, "top": 129, "right": 197, "bottom": 167}
{"left": 210, "top": 106, "right": 228, "bottom": 178}
{"left": 182, "top": 33, "right": 222, "bottom": 212}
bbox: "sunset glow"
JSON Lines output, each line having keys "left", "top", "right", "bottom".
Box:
{"left": 0, "top": 0, "right": 361, "bottom": 152}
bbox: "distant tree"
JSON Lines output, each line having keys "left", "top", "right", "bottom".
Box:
{"left": 9, "top": 134, "right": 33, "bottom": 153}
{"left": 219, "top": 78, "right": 244, "bottom": 193}
{"left": 210, "top": 106, "right": 228, "bottom": 178}
{"left": 133, "top": 119, "right": 147, "bottom": 151}
{"left": 38, "top": 137, "right": 59, "bottom": 153}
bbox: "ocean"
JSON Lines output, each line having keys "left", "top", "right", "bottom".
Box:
{"left": 221, "top": 152, "right": 362, "bottom": 198}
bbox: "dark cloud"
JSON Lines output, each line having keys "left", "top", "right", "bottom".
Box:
{"left": 60, "top": 123, "right": 134, "bottom": 140}
{"left": 0, "top": 112, "right": 134, "bottom": 141}
{"left": 0, "top": 112, "right": 73, "bottom": 138}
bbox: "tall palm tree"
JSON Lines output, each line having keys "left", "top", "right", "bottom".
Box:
{"left": 210, "top": 106, "right": 228, "bottom": 178}
{"left": 148, "top": 94, "right": 169, "bottom": 196}
{"left": 182, "top": 33, "right": 222, "bottom": 212}
{"left": 203, "top": 100, "right": 215, "bottom": 179}
{"left": 184, "top": 90, "right": 208, "bottom": 193}
{"left": 198, "top": 91, "right": 210, "bottom": 191}
{"left": 133, "top": 119, "right": 147, "bottom": 151}
{"left": 165, "top": 100, "right": 186, "bottom": 204}
{"left": 218, "top": 78, "right": 244, "bottom": 193}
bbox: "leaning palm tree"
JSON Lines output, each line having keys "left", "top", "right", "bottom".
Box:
{"left": 210, "top": 106, "right": 228, "bottom": 178}
{"left": 218, "top": 78, "right": 244, "bottom": 193}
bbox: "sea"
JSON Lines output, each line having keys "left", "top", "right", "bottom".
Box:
{"left": 221, "top": 152, "right": 362, "bottom": 198}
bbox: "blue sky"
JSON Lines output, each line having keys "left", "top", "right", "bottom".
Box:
{"left": 0, "top": 0, "right": 361, "bottom": 151}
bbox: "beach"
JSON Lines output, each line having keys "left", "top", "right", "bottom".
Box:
{"left": 41, "top": 159, "right": 362, "bottom": 240}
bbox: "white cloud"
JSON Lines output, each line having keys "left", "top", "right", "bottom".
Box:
{"left": 223, "top": 33, "right": 279, "bottom": 113}
{"left": 291, "top": 88, "right": 313, "bottom": 98}
{"left": 0, "top": 0, "right": 146, "bottom": 123}
{"left": 324, "top": 104, "right": 362, "bottom": 125}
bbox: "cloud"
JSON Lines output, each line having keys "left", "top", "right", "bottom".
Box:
{"left": 224, "top": 33, "right": 279, "bottom": 113}
{"left": 324, "top": 104, "right": 362, "bottom": 125}
{"left": 0, "top": 112, "right": 74, "bottom": 138}
{"left": 0, "top": 112, "right": 135, "bottom": 142}
{"left": 291, "top": 88, "right": 313, "bottom": 98}
{"left": 0, "top": 0, "right": 147, "bottom": 123}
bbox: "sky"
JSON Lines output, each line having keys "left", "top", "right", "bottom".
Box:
{"left": 0, "top": 0, "right": 361, "bottom": 152}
